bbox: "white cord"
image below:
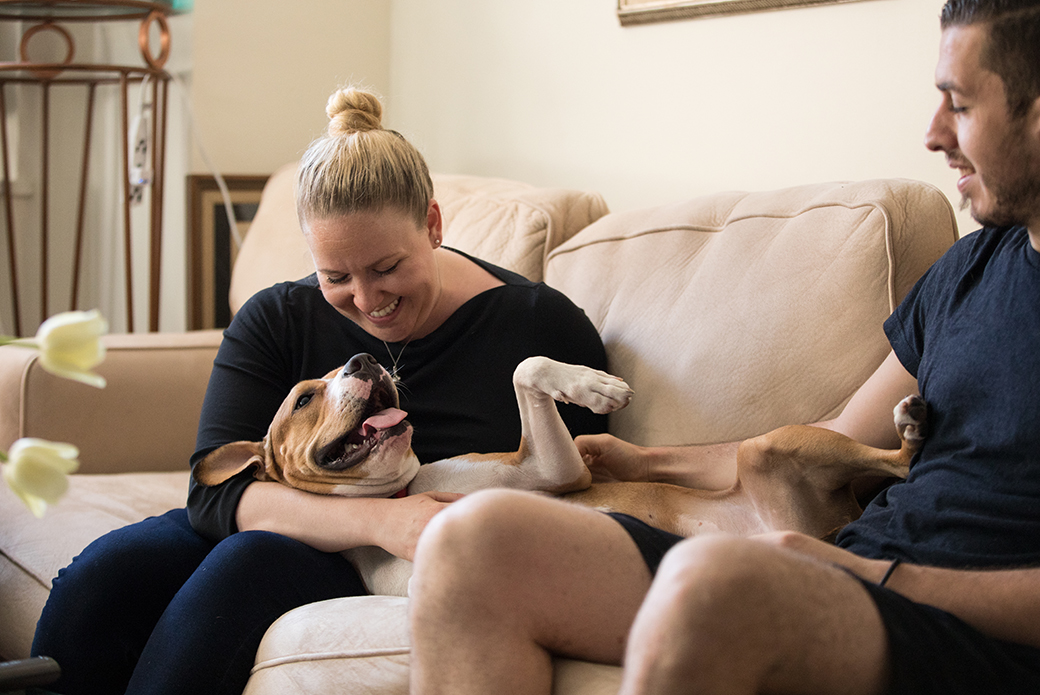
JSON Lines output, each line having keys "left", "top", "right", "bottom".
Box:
{"left": 128, "top": 75, "right": 153, "bottom": 205}
{"left": 169, "top": 72, "right": 243, "bottom": 250}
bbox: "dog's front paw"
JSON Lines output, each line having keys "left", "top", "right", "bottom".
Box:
{"left": 515, "top": 357, "right": 633, "bottom": 414}
{"left": 894, "top": 395, "right": 928, "bottom": 445}
{"left": 557, "top": 368, "right": 634, "bottom": 415}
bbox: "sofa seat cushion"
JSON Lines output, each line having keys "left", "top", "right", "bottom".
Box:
{"left": 546, "top": 179, "right": 957, "bottom": 447}
{"left": 245, "top": 596, "right": 622, "bottom": 695}
{"left": 0, "top": 471, "right": 189, "bottom": 658}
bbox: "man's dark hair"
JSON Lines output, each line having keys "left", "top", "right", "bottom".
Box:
{"left": 941, "top": 0, "right": 1040, "bottom": 118}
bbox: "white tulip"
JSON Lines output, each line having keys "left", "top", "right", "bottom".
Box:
{"left": 1, "top": 438, "right": 80, "bottom": 518}
{"left": 33, "top": 309, "right": 108, "bottom": 388}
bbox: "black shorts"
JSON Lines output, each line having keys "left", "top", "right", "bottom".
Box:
{"left": 607, "top": 512, "right": 683, "bottom": 575}
{"left": 608, "top": 512, "right": 1040, "bottom": 695}
{"left": 858, "top": 578, "right": 1040, "bottom": 694}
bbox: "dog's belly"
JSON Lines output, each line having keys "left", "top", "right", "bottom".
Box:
{"left": 563, "top": 482, "right": 770, "bottom": 538}
{"left": 344, "top": 546, "right": 413, "bottom": 597}
{"left": 407, "top": 455, "right": 518, "bottom": 495}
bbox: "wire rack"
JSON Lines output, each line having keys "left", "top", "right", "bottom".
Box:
{"left": 0, "top": 0, "right": 176, "bottom": 334}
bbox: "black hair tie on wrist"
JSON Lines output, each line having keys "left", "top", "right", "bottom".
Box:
{"left": 878, "top": 558, "right": 902, "bottom": 587}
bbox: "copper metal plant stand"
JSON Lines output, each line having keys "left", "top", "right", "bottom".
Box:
{"left": 0, "top": 0, "right": 174, "bottom": 334}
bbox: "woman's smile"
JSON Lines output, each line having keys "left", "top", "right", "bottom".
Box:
{"left": 367, "top": 297, "right": 401, "bottom": 320}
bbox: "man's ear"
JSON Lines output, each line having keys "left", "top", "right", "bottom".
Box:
{"left": 193, "top": 441, "right": 266, "bottom": 486}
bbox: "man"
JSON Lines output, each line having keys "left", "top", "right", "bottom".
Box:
{"left": 407, "top": 1, "right": 1040, "bottom": 693}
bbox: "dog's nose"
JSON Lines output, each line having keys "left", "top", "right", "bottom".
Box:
{"left": 343, "top": 353, "right": 380, "bottom": 378}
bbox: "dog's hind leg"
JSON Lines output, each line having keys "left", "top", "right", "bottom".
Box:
{"left": 510, "top": 357, "right": 633, "bottom": 493}
{"left": 735, "top": 395, "right": 928, "bottom": 536}
{"left": 893, "top": 394, "right": 928, "bottom": 458}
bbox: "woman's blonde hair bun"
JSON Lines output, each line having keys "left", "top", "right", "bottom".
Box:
{"left": 297, "top": 85, "right": 434, "bottom": 226}
{"left": 326, "top": 87, "right": 383, "bottom": 137}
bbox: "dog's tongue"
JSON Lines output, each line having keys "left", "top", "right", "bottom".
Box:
{"left": 360, "top": 408, "right": 408, "bottom": 438}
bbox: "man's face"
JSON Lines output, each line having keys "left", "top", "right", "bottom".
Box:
{"left": 925, "top": 24, "right": 1040, "bottom": 235}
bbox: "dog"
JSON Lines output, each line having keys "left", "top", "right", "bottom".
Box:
{"left": 194, "top": 353, "right": 924, "bottom": 595}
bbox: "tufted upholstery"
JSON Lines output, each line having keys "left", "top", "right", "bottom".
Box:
{"left": 546, "top": 179, "right": 956, "bottom": 447}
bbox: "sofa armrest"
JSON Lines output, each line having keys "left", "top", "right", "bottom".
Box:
{"left": 0, "top": 330, "right": 222, "bottom": 474}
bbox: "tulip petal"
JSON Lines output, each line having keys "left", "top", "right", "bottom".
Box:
{"left": 3, "top": 438, "right": 79, "bottom": 517}
{"left": 34, "top": 357, "right": 108, "bottom": 388}
{"left": 4, "top": 474, "right": 49, "bottom": 518}
{"left": 33, "top": 310, "right": 108, "bottom": 389}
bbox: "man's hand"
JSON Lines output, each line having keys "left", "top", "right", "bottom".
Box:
{"left": 754, "top": 530, "right": 893, "bottom": 584}
{"left": 575, "top": 433, "right": 651, "bottom": 483}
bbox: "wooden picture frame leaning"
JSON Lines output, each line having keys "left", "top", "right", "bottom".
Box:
{"left": 186, "top": 174, "right": 269, "bottom": 330}
{"left": 617, "top": 0, "right": 867, "bottom": 24}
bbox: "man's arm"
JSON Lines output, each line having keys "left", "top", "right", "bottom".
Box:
{"left": 761, "top": 531, "right": 1040, "bottom": 650}
{"left": 885, "top": 562, "right": 1040, "bottom": 649}
{"left": 578, "top": 351, "right": 919, "bottom": 489}
{"left": 823, "top": 351, "right": 920, "bottom": 448}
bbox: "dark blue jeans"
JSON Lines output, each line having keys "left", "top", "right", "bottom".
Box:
{"left": 31, "top": 508, "right": 367, "bottom": 695}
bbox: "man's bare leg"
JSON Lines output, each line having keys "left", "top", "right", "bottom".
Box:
{"left": 409, "top": 489, "right": 653, "bottom": 695}
{"left": 619, "top": 535, "right": 891, "bottom": 695}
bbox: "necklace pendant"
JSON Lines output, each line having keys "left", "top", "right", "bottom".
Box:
{"left": 382, "top": 340, "right": 410, "bottom": 384}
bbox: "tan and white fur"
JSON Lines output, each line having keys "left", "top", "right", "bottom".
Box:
{"left": 195, "top": 353, "right": 925, "bottom": 595}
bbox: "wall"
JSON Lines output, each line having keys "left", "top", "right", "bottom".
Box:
{"left": 388, "top": 0, "right": 972, "bottom": 235}
{"left": 172, "top": 0, "right": 391, "bottom": 332}
{"left": 2, "top": 0, "right": 973, "bottom": 336}
{"left": 189, "top": 0, "right": 392, "bottom": 174}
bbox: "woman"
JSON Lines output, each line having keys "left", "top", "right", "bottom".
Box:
{"left": 32, "top": 87, "right": 607, "bottom": 695}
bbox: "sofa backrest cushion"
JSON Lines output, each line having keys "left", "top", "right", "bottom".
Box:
{"left": 229, "top": 164, "right": 609, "bottom": 314}
{"left": 545, "top": 179, "right": 958, "bottom": 447}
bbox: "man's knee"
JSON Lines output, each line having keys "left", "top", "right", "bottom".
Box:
{"left": 419, "top": 489, "right": 542, "bottom": 559}
{"left": 654, "top": 535, "right": 792, "bottom": 616}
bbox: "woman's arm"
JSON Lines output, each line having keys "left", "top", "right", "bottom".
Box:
{"left": 236, "top": 482, "right": 461, "bottom": 560}
{"left": 187, "top": 283, "right": 344, "bottom": 541}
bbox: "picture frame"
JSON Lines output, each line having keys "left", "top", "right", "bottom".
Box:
{"left": 186, "top": 174, "right": 269, "bottom": 330}
{"left": 617, "top": 0, "right": 865, "bottom": 24}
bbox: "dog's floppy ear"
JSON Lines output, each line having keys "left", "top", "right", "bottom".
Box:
{"left": 193, "top": 441, "right": 267, "bottom": 486}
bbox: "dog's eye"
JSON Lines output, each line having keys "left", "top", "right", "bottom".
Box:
{"left": 294, "top": 393, "right": 314, "bottom": 411}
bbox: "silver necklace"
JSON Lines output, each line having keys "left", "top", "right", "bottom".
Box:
{"left": 382, "top": 340, "right": 410, "bottom": 383}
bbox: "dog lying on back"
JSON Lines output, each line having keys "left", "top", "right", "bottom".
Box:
{"left": 195, "top": 354, "right": 925, "bottom": 595}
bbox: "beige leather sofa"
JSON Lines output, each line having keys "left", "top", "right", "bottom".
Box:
{"left": 0, "top": 165, "right": 957, "bottom": 694}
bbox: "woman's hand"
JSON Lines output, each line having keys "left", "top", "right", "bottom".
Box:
{"left": 378, "top": 491, "right": 463, "bottom": 561}
{"left": 575, "top": 433, "right": 651, "bottom": 483}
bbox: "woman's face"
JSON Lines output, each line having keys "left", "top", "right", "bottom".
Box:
{"left": 304, "top": 202, "right": 444, "bottom": 343}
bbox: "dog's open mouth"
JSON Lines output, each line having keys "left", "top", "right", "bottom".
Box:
{"left": 316, "top": 404, "right": 409, "bottom": 471}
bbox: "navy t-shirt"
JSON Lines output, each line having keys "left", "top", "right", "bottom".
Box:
{"left": 186, "top": 250, "right": 608, "bottom": 541}
{"left": 837, "top": 226, "right": 1040, "bottom": 568}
